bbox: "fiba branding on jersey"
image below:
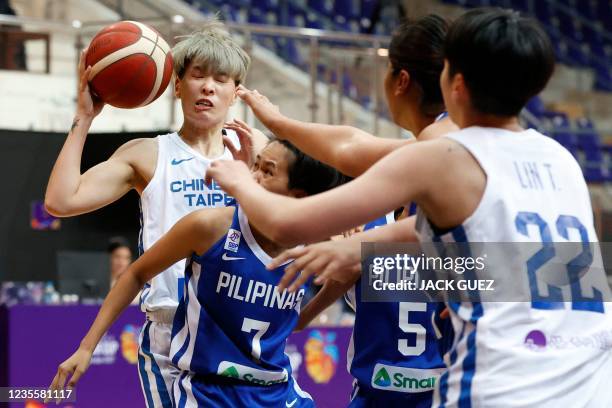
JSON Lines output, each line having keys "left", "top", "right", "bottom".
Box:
{"left": 224, "top": 229, "right": 241, "bottom": 252}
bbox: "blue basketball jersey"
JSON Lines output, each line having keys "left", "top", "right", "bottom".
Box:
{"left": 169, "top": 205, "right": 307, "bottom": 386}
{"left": 345, "top": 212, "right": 450, "bottom": 406}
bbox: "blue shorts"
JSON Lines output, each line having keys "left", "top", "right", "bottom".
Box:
{"left": 349, "top": 381, "right": 433, "bottom": 408}
{"left": 172, "top": 372, "right": 314, "bottom": 407}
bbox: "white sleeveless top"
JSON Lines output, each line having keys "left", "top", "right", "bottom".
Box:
{"left": 139, "top": 130, "right": 239, "bottom": 312}
{"left": 415, "top": 127, "right": 612, "bottom": 407}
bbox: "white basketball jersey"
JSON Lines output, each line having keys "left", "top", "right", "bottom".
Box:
{"left": 139, "top": 131, "right": 239, "bottom": 312}
{"left": 415, "top": 127, "right": 612, "bottom": 407}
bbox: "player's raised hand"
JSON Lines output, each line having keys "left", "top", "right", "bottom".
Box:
{"left": 224, "top": 119, "right": 255, "bottom": 167}
{"left": 235, "top": 86, "right": 281, "bottom": 130}
{"left": 271, "top": 239, "right": 362, "bottom": 293}
{"left": 45, "top": 348, "right": 92, "bottom": 404}
{"left": 205, "top": 159, "right": 252, "bottom": 194}
{"left": 76, "top": 49, "right": 104, "bottom": 119}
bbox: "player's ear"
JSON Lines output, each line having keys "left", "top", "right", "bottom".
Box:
{"left": 230, "top": 83, "right": 239, "bottom": 105}
{"left": 452, "top": 72, "right": 469, "bottom": 107}
{"left": 395, "top": 69, "right": 410, "bottom": 96}
{"left": 174, "top": 76, "right": 181, "bottom": 98}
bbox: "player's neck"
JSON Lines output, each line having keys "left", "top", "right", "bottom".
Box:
{"left": 249, "top": 223, "right": 287, "bottom": 258}
{"left": 178, "top": 122, "right": 226, "bottom": 158}
{"left": 397, "top": 104, "right": 434, "bottom": 137}
{"left": 458, "top": 110, "right": 523, "bottom": 132}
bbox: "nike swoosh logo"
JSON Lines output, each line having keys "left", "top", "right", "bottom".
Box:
{"left": 171, "top": 157, "right": 194, "bottom": 165}
{"left": 286, "top": 399, "right": 297, "bottom": 407}
{"left": 222, "top": 253, "right": 245, "bottom": 261}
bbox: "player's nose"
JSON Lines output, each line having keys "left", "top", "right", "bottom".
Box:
{"left": 200, "top": 77, "right": 215, "bottom": 95}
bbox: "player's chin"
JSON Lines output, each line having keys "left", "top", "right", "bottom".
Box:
{"left": 191, "top": 112, "right": 223, "bottom": 127}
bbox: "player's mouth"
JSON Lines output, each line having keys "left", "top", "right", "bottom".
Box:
{"left": 195, "top": 98, "right": 214, "bottom": 111}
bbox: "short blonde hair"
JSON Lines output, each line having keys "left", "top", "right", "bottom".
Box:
{"left": 172, "top": 19, "right": 250, "bottom": 83}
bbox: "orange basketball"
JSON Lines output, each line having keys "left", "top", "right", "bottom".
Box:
{"left": 85, "top": 21, "right": 173, "bottom": 109}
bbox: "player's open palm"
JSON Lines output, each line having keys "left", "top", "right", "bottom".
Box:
{"left": 223, "top": 119, "right": 255, "bottom": 167}
{"left": 76, "top": 49, "right": 104, "bottom": 119}
{"left": 272, "top": 238, "right": 362, "bottom": 293}
{"left": 236, "top": 86, "right": 280, "bottom": 128}
{"left": 46, "top": 348, "right": 92, "bottom": 403}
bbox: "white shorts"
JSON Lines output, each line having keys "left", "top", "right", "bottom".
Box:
{"left": 137, "top": 313, "right": 180, "bottom": 408}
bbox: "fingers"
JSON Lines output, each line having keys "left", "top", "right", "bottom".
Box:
{"left": 45, "top": 373, "right": 60, "bottom": 403}
{"left": 78, "top": 49, "right": 86, "bottom": 74}
{"left": 49, "top": 364, "right": 71, "bottom": 404}
{"left": 235, "top": 86, "right": 269, "bottom": 105}
{"left": 314, "top": 261, "right": 361, "bottom": 286}
{"left": 288, "top": 256, "right": 329, "bottom": 292}
{"left": 79, "top": 65, "right": 89, "bottom": 93}
{"left": 287, "top": 268, "right": 317, "bottom": 293}
{"left": 233, "top": 118, "right": 250, "bottom": 129}
{"left": 204, "top": 162, "right": 218, "bottom": 187}
{"left": 236, "top": 85, "right": 254, "bottom": 103}
{"left": 277, "top": 248, "right": 311, "bottom": 291}
{"left": 269, "top": 246, "right": 308, "bottom": 270}
{"left": 222, "top": 135, "right": 239, "bottom": 159}
{"left": 67, "top": 367, "right": 85, "bottom": 389}
{"left": 281, "top": 251, "right": 319, "bottom": 291}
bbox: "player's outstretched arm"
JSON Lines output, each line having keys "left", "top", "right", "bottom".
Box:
{"left": 46, "top": 208, "right": 231, "bottom": 402}
{"left": 237, "top": 86, "right": 411, "bottom": 177}
{"left": 206, "top": 140, "right": 441, "bottom": 247}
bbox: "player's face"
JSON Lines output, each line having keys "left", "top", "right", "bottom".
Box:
{"left": 175, "top": 62, "right": 237, "bottom": 129}
{"left": 251, "top": 142, "right": 297, "bottom": 197}
{"left": 110, "top": 246, "right": 132, "bottom": 279}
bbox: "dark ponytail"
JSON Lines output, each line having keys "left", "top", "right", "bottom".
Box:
{"left": 388, "top": 14, "right": 449, "bottom": 116}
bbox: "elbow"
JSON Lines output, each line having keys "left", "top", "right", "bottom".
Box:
{"left": 335, "top": 142, "right": 365, "bottom": 178}
{"left": 44, "top": 196, "right": 68, "bottom": 217}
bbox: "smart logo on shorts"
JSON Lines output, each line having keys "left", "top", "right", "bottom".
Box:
{"left": 370, "top": 364, "right": 443, "bottom": 393}
{"left": 373, "top": 367, "right": 391, "bottom": 387}
{"left": 217, "top": 361, "right": 288, "bottom": 385}
{"left": 305, "top": 330, "right": 339, "bottom": 383}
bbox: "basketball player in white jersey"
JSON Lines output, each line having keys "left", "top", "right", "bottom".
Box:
{"left": 44, "top": 21, "right": 268, "bottom": 408}
{"left": 207, "top": 8, "right": 612, "bottom": 406}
